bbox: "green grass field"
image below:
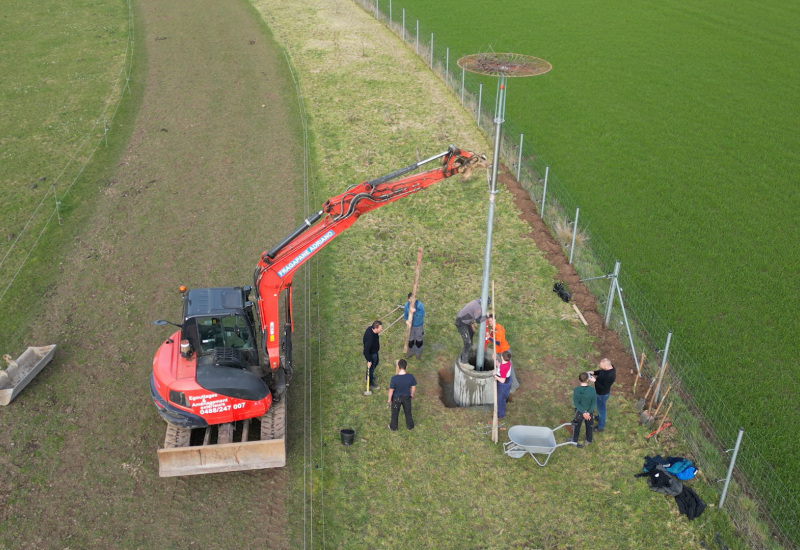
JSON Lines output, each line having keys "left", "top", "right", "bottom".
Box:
{"left": 0, "top": 0, "right": 133, "bottom": 345}
{"left": 379, "top": 0, "right": 800, "bottom": 536}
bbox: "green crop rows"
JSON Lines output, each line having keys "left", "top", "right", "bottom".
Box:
{"left": 385, "top": 0, "right": 800, "bottom": 539}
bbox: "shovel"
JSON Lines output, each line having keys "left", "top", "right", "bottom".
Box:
{"left": 632, "top": 352, "right": 646, "bottom": 395}
{"left": 641, "top": 385, "right": 671, "bottom": 426}
{"left": 635, "top": 380, "right": 654, "bottom": 413}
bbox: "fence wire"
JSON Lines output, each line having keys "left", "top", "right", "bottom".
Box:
{"left": 358, "top": 1, "right": 798, "bottom": 548}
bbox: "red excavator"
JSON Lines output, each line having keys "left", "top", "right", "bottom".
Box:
{"left": 151, "top": 145, "right": 482, "bottom": 476}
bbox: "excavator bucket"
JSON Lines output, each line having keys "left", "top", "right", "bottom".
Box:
{"left": 157, "top": 436, "right": 285, "bottom": 477}
{"left": 157, "top": 399, "right": 286, "bottom": 477}
{"left": 0, "top": 345, "right": 57, "bottom": 406}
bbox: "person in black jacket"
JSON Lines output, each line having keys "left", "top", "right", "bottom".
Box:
{"left": 589, "top": 358, "right": 616, "bottom": 432}
{"left": 363, "top": 320, "right": 383, "bottom": 390}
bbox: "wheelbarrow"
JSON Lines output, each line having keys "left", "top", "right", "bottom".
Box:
{"left": 503, "top": 423, "right": 577, "bottom": 466}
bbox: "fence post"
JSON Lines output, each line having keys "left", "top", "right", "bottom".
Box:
{"left": 430, "top": 33, "right": 434, "bottom": 69}
{"left": 604, "top": 260, "right": 620, "bottom": 327}
{"left": 614, "top": 279, "right": 638, "bottom": 367}
{"left": 516, "top": 133, "right": 524, "bottom": 181}
{"left": 719, "top": 427, "right": 745, "bottom": 509}
{"left": 477, "top": 83, "right": 482, "bottom": 128}
{"left": 402, "top": 9, "right": 405, "bottom": 43}
{"left": 655, "top": 330, "right": 672, "bottom": 402}
{"left": 540, "top": 165, "right": 549, "bottom": 220}
{"left": 569, "top": 207, "right": 580, "bottom": 264}
{"left": 416, "top": 21, "right": 419, "bottom": 56}
{"left": 389, "top": 0, "right": 392, "bottom": 26}
{"left": 461, "top": 67, "right": 465, "bottom": 105}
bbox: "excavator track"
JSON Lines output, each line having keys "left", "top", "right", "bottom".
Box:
{"left": 164, "top": 424, "right": 192, "bottom": 448}
{"left": 260, "top": 398, "right": 286, "bottom": 440}
{"left": 157, "top": 403, "right": 286, "bottom": 477}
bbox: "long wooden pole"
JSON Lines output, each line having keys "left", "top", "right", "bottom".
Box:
{"left": 491, "top": 281, "right": 498, "bottom": 444}
{"left": 402, "top": 247, "right": 424, "bottom": 357}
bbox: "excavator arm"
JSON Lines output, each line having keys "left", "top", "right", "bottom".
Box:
{"left": 254, "top": 145, "right": 482, "bottom": 371}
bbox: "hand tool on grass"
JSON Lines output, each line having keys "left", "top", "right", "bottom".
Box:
{"left": 654, "top": 401, "right": 673, "bottom": 435}
{"left": 635, "top": 378, "right": 654, "bottom": 413}
{"left": 646, "top": 420, "right": 672, "bottom": 439}
{"left": 632, "top": 352, "right": 646, "bottom": 395}
{"left": 647, "top": 360, "right": 668, "bottom": 411}
{"left": 363, "top": 363, "right": 372, "bottom": 396}
{"left": 643, "top": 385, "right": 671, "bottom": 426}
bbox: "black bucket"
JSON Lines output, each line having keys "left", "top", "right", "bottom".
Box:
{"left": 340, "top": 428, "right": 355, "bottom": 446}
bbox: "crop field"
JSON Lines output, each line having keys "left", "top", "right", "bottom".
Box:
{"left": 380, "top": 0, "right": 800, "bottom": 534}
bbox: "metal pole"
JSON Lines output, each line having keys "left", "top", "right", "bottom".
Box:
{"left": 446, "top": 47, "right": 449, "bottom": 81}
{"left": 569, "top": 207, "right": 580, "bottom": 264}
{"left": 655, "top": 330, "right": 672, "bottom": 402}
{"left": 477, "top": 83, "right": 483, "bottom": 128}
{"left": 402, "top": 9, "right": 405, "bottom": 42}
{"left": 476, "top": 76, "right": 507, "bottom": 371}
{"left": 719, "top": 427, "right": 745, "bottom": 509}
{"left": 540, "top": 165, "right": 549, "bottom": 220}
{"left": 615, "top": 280, "right": 638, "bottom": 367}
{"left": 430, "top": 33, "right": 434, "bottom": 69}
{"left": 461, "top": 67, "right": 465, "bottom": 105}
{"left": 604, "top": 260, "right": 620, "bottom": 327}
{"left": 389, "top": 0, "right": 392, "bottom": 26}
{"left": 415, "top": 21, "right": 419, "bottom": 56}
{"left": 516, "top": 133, "right": 524, "bottom": 181}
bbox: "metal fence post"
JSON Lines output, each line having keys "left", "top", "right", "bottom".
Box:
{"left": 430, "top": 33, "right": 434, "bottom": 69}
{"left": 569, "top": 207, "right": 580, "bottom": 264}
{"left": 446, "top": 47, "right": 449, "bottom": 85}
{"left": 416, "top": 20, "right": 419, "bottom": 56}
{"left": 540, "top": 165, "right": 549, "bottom": 220}
{"left": 655, "top": 330, "right": 672, "bottom": 402}
{"left": 402, "top": 9, "right": 405, "bottom": 42}
{"left": 477, "top": 83, "right": 482, "bottom": 128}
{"left": 615, "top": 279, "right": 638, "bottom": 367}
{"left": 720, "top": 428, "right": 745, "bottom": 509}
{"left": 517, "top": 133, "right": 524, "bottom": 181}
{"left": 604, "top": 260, "right": 620, "bottom": 327}
{"left": 461, "top": 67, "right": 465, "bottom": 105}
{"left": 389, "top": 0, "right": 392, "bottom": 26}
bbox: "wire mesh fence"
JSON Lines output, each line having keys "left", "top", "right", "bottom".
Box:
{"left": 357, "top": 0, "right": 798, "bottom": 547}
{"left": 0, "top": 0, "right": 135, "bottom": 314}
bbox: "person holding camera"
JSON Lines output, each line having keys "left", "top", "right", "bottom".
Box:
{"left": 571, "top": 372, "right": 597, "bottom": 448}
{"left": 589, "top": 358, "right": 616, "bottom": 432}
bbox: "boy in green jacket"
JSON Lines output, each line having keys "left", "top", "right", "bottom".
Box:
{"left": 571, "top": 372, "right": 597, "bottom": 448}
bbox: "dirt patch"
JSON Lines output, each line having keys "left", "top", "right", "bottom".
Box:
{"left": 498, "top": 167, "right": 639, "bottom": 399}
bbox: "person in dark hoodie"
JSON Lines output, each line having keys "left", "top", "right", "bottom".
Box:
{"left": 571, "top": 372, "right": 597, "bottom": 448}
{"left": 589, "top": 358, "right": 616, "bottom": 432}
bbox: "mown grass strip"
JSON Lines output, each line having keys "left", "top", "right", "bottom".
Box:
{"left": 257, "top": 0, "right": 749, "bottom": 547}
